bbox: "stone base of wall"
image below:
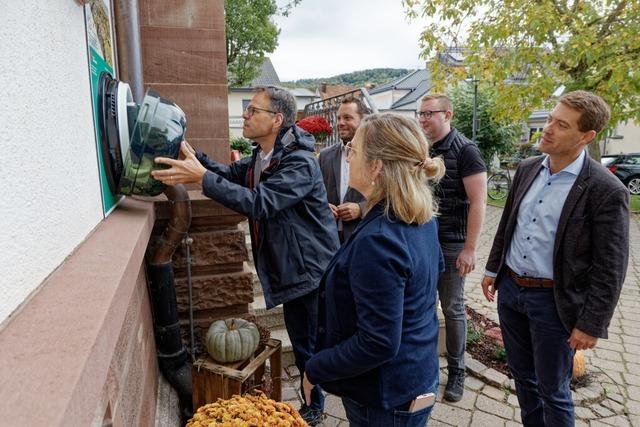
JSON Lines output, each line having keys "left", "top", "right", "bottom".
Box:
{"left": 0, "top": 198, "right": 158, "bottom": 426}
{"left": 152, "top": 191, "right": 252, "bottom": 356}
{"left": 0, "top": 192, "right": 250, "bottom": 425}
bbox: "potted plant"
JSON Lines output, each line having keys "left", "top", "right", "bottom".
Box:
{"left": 297, "top": 115, "right": 333, "bottom": 152}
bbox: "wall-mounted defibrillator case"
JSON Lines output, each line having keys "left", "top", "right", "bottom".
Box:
{"left": 98, "top": 73, "right": 187, "bottom": 197}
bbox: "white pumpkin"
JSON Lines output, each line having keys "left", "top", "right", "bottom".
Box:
{"left": 206, "top": 318, "right": 260, "bottom": 363}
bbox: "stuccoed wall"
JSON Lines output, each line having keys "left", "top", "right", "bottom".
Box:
{"left": 228, "top": 90, "right": 254, "bottom": 138}
{"left": 0, "top": 2, "right": 103, "bottom": 323}
{"left": 369, "top": 90, "right": 394, "bottom": 110}
{"left": 605, "top": 120, "right": 640, "bottom": 155}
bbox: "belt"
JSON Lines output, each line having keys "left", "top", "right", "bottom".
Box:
{"left": 507, "top": 266, "right": 554, "bottom": 288}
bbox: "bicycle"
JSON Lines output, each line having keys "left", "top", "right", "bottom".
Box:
{"left": 487, "top": 164, "right": 512, "bottom": 200}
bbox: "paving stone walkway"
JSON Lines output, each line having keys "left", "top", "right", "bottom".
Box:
{"left": 283, "top": 206, "right": 640, "bottom": 426}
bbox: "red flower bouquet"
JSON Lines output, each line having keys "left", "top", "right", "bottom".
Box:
{"left": 297, "top": 115, "right": 333, "bottom": 141}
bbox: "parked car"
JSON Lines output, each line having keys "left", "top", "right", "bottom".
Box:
{"left": 601, "top": 153, "right": 640, "bottom": 195}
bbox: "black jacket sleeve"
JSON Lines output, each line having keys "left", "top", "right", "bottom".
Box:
{"left": 574, "top": 186, "right": 629, "bottom": 337}
{"left": 196, "top": 151, "right": 250, "bottom": 185}
{"left": 201, "top": 152, "right": 316, "bottom": 220}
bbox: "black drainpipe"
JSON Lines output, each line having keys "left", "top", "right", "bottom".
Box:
{"left": 147, "top": 184, "right": 193, "bottom": 422}
{"left": 114, "top": 2, "right": 192, "bottom": 420}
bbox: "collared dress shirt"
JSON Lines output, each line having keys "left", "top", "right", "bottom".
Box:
{"left": 339, "top": 144, "right": 349, "bottom": 204}
{"left": 506, "top": 150, "right": 585, "bottom": 279}
{"left": 254, "top": 148, "right": 274, "bottom": 182}
{"left": 337, "top": 143, "right": 350, "bottom": 232}
{"left": 254, "top": 137, "right": 293, "bottom": 182}
{"left": 487, "top": 150, "right": 586, "bottom": 279}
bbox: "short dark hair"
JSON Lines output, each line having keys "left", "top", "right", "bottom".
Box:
{"left": 341, "top": 96, "right": 371, "bottom": 117}
{"left": 256, "top": 86, "right": 297, "bottom": 128}
{"left": 558, "top": 90, "right": 611, "bottom": 134}
{"left": 420, "top": 93, "right": 453, "bottom": 113}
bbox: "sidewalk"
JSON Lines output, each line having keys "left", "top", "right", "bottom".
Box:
{"left": 283, "top": 206, "right": 640, "bottom": 426}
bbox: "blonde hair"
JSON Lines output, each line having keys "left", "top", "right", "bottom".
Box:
{"left": 420, "top": 93, "right": 453, "bottom": 113}
{"left": 357, "top": 113, "right": 445, "bottom": 224}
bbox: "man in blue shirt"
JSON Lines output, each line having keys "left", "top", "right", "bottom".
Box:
{"left": 482, "top": 90, "right": 629, "bottom": 426}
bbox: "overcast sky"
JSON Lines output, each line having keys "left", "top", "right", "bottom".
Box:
{"left": 271, "top": 0, "right": 431, "bottom": 81}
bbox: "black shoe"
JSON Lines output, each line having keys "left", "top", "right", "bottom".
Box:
{"left": 299, "top": 404, "right": 324, "bottom": 426}
{"left": 444, "top": 368, "right": 465, "bottom": 402}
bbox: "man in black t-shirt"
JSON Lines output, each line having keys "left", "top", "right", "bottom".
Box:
{"left": 418, "top": 94, "right": 487, "bottom": 402}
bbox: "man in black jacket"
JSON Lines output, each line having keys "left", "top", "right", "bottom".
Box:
{"left": 482, "top": 91, "right": 629, "bottom": 426}
{"left": 419, "top": 94, "right": 487, "bottom": 402}
{"left": 319, "top": 96, "right": 368, "bottom": 242}
{"left": 153, "top": 86, "right": 339, "bottom": 425}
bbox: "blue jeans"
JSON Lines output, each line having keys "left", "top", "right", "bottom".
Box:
{"left": 437, "top": 242, "right": 466, "bottom": 371}
{"left": 282, "top": 289, "right": 325, "bottom": 411}
{"left": 342, "top": 397, "right": 433, "bottom": 427}
{"left": 497, "top": 273, "right": 575, "bottom": 427}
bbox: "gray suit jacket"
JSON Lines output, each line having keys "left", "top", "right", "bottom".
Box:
{"left": 486, "top": 154, "right": 629, "bottom": 338}
{"left": 319, "top": 142, "right": 366, "bottom": 242}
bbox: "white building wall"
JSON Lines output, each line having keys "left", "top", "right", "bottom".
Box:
{"left": 296, "top": 96, "right": 316, "bottom": 112}
{"left": 386, "top": 109, "right": 417, "bottom": 118}
{"left": 392, "top": 89, "right": 411, "bottom": 104}
{"left": 0, "top": 2, "right": 103, "bottom": 323}
{"left": 228, "top": 91, "right": 253, "bottom": 138}
{"left": 605, "top": 120, "right": 640, "bottom": 154}
{"left": 228, "top": 91, "right": 253, "bottom": 117}
{"left": 227, "top": 90, "right": 319, "bottom": 139}
{"left": 369, "top": 91, "right": 394, "bottom": 110}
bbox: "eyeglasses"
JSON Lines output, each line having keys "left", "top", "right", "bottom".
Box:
{"left": 417, "top": 109, "right": 446, "bottom": 119}
{"left": 345, "top": 141, "right": 357, "bottom": 157}
{"left": 244, "top": 105, "right": 277, "bottom": 117}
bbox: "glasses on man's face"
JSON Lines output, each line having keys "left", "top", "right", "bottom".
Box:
{"left": 244, "top": 105, "right": 277, "bottom": 117}
{"left": 417, "top": 109, "right": 446, "bottom": 119}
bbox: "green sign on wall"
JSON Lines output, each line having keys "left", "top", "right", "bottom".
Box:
{"left": 84, "top": 0, "right": 120, "bottom": 216}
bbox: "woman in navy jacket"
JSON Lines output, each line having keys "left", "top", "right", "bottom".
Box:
{"left": 303, "top": 113, "right": 445, "bottom": 426}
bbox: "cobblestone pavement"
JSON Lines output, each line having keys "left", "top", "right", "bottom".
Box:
{"left": 283, "top": 206, "right": 640, "bottom": 426}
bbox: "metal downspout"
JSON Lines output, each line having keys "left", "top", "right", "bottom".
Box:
{"left": 113, "top": 0, "right": 144, "bottom": 103}
{"left": 146, "top": 184, "right": 193, "bottom": 422}
{"left": 150, "top": 185, "right": 191, "bottom": 265}
{"left": 113, "top": 2, "right": 192, "bottom": 420}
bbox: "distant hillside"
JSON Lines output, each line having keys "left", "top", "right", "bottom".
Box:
{"left": 283, "top": 68, "right": 413, "bottom": 90}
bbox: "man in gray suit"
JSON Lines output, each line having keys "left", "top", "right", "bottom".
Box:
{"left": 482, "top": 90, "right": 629, "bottom": 427}
{"left": 319, "top": 97, "right": 370, "bottom": 242}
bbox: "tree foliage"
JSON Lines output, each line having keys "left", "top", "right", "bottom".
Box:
{"left": 225, "top": 0, "right": 279, "bottom": 87}
{"left": 404, "top": 0, "right": 640, "bottom": 130}
{"left": 449, "top": 84, "right": 522, "bottom": 163}
{"left": 283, "top": 68, "right": 414, "bottom": 89}
{"left": 225, "top": 0, "right": 303, "bottom": 87}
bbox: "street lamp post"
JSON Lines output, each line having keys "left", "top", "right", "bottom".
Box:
{"left": 466, "top": 76, "right": 479, "bottom": 144}
{"left": 471, "top": 77, "right": 478, "bottom": 144}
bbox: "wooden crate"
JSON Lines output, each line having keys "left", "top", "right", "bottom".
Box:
{"left": 191, "top": 338, "right": 282, "bottom": 411}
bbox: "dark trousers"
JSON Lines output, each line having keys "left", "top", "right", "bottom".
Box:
{"left": 437, "top": 242, "right": 467, "bottom": 371}
{"left": 341, "top": 397, "right": 433, "bottom": 427}
{"left": 282, "top": 289, "right": 324, "bottom": 411}
{"left": 497, "top": 274, "right": 575, "bottom": 427}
